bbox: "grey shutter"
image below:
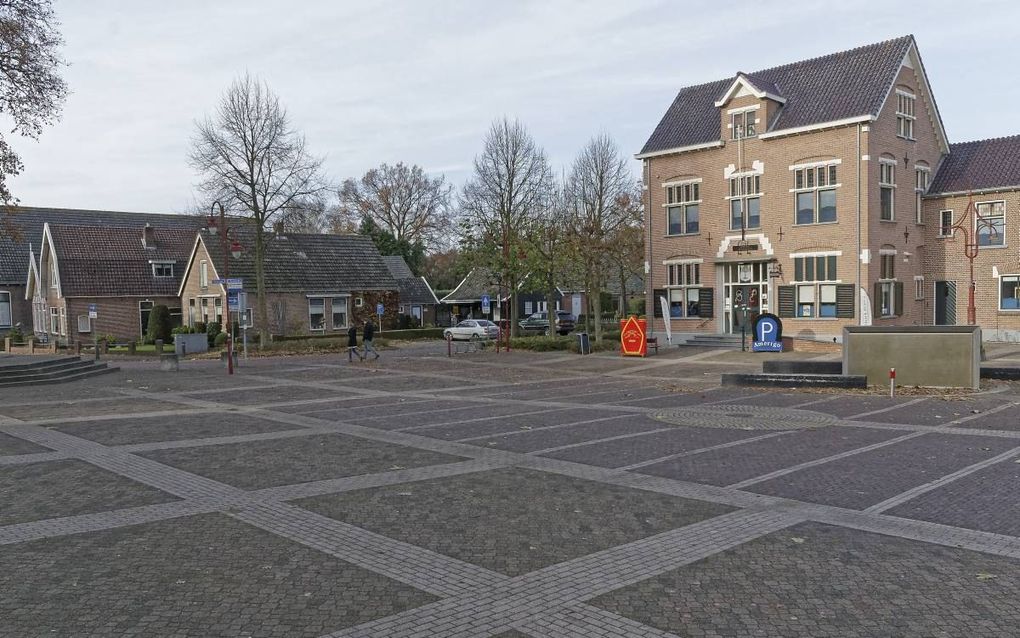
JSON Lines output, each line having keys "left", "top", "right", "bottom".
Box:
{"left": 697, "top": 288, "right": 714, "bottom": 318}
{"left": 836, "top": 284, "right": 855, "bottom": 318}
{"left": 652, "top": 289, "right": 666, "bottom": 318}
{"left": 874, "top": 282, "right": 883, "bottom": 317}
{"left": 894, "top": 281, "right": 904, "bottom": 317}
{"left": 778, "top": 286, "right": 795, "bottom": 318}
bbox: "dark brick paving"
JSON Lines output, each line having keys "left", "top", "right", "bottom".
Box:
{"left": 411, "top": 409, "right": 624, "bottom": 441}
{"left": 885, "top": 457, "right": 1020, "bottom": 536}
{"left": 541, "top": 425, "right": 765, "bottom": 468}
{"left": 0, "top": 459, "right": 176, "bottom": 525}
{"left": 725, "top": 392, "right": 828, "bottom": 408}
{"left": 857, "top": 396, "right": 1017, "bottom": 426}
{"left": 638, "top": 426, "right": 904, "bottom": 486}
{"left": 747, "top": 432, "right": 1018, "bottom": 509}
{"left": 207, "top": 385, "right": 361, "bottom": 406}
{"left": 0, "top": 397, "right": 182, "bottom": 421}
{"left": 48, "top": 412, "right": 295, "bottom": 446}
{"left": 139, "top": 433, "right": 464, "bottom": 489}
{"left": 0, "top": 431, "right": 46, "bottom": 455}
{"left": 467, "top": 415, "right": 663, "bottom": 453}
{"left": 0, "top": 513, "right": 435, "bottom": 637}
{"left": 591, "top": 522, "right": 1020, "bottom": 637}
{"left": 809, "top": 395, "right": 920, "bottom": 418}
{"left": 298, "top": 467, "right": 732, "bottom": 576}
{"left": 351, "top": 402, "right": 548, "bottom": 431}
{"left": 957, "top": 401, "right": 1020, "bottom": 430}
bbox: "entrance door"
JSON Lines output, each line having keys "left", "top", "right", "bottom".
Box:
{"left": 730, "top": 285, "right": 762, "bottom": 334}
{"left": 571, "top": 294, "right": 582, "bottom": 321}
{"left": 934, "top": 281, "right": 957, "bottom": 325}
{"left": 139, "top": 300, "right": 154, "bottom": 339}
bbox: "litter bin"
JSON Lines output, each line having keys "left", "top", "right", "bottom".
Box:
{"left": 576, "top": 332, "right": 590, "bottom": 355}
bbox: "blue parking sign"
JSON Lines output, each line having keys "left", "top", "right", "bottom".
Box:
{"left": 376, "top": 303, "right": 384, "bottom": 316}
{"left": 752, "top": 314, "right": 783, "bottom": 352}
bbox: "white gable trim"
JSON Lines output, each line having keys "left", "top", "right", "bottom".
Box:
{"left": 714, "top": 75, "right": 786, "bottom": 107}
{"left": 873, "top": 42, "right": 950, "bottom": 155}
{"left": 635, "top": 140, "right": 723, "bottom": 160}
{"left": 716, "top": 233, "right": 774, "bottom": 258}
{"left": 176, "top": 234, "right": 223, "bottom": 297}
{"left": 39, "top": 223, "right": 63, "bottom": 299}
{"left": 24, "top": 244, "right": 41, "bottom": 299}
{"left": 758, "top": 115, "right": 874, "bottom": 140}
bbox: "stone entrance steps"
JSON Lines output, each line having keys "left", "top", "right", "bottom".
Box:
{"left": 0, "top": 355, "right": 117, "bottom": 387}
{"left": 679, "top": 334, "right": 744, "bottom": 349}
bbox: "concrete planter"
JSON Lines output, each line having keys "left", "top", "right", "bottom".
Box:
{"left": 174, "top": 333, "right": 208, "bottom": 356}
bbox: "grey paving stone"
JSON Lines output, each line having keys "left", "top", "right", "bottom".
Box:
{"left": 412, "top": 409, "right": 624, "bottom": 441}
{"left": 468, "top": 415, "right": 664, "bottom": 453}
{"left": 355, "top": 403, "right": 553, "bottom": 432}
{"left": 46, "top": 412, "right": 295, "bottom": 446}
{"left": 809, "top": 395, "right": 922, "bottom": 418}
{"left": 723, "top": 392, "right": 829, "bottom": 408}
{"left": 747, "top": 432, "right": 1018, "bottom": 509}
{"left": 857, "top": 396, "right": 1017, "bottom": 426}
{"left": 541, "top": 425, "right": 765, "bottom": 468}
{"left": 591, "top": 521, "right": 1020, "bottom": 637}
{"left": 885, "top": 457, "right": 1020, "bottom": 536}
{"left": 139, "top": 433, "right": 465, "bottom": 489}
{"left": 637, "top": 426, "right": 904, "bottom": 486}
{"left": 0, "top": 397, "right": 183, "bottom": 421}
{"left": 0, "top": 431, "right": 47, "bottom": 455}
{"left": 297, "top": 467, "right": 732, "bottom": 576}
{"left": 0, "top": 459, "right": 177, "bottom": 525}
{"left": 205, "top": 385, "right": 361, "bottom": 406}
{"left": 956, "top": 402, "right": 1020, "bottom": 431}
{"left": 0, "top": 513, "right": 436, "bottom": 637}
{"left": 268, "top": 395, "right": 417, "bottom": 414}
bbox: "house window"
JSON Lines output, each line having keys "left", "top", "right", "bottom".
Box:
{"left": 792, "top": 255, "right": 838, "bottom": 318}
{"left": 976, "top": 201, "right": 1006, "bottom": 247}
{"left": 50, "top": 261, "right": 58, "bottom": 289}
{"left": 188, "top": 298, "right": 196, "bottom": 326}
{"left": 1001, "top": 275, "right": 1020, "bottom": 310}
{"left": 309, "top": 298, "right": 325, "bottom": 330}
{"left": 914, "top": 276, "right": 925, "bottom": 301}
{"left": 152, "top": 262, "right": 174, "bottom": 278}
{"left": 914, "top": 166, "right": 929, "bottom": 224}
{"left": 59, "top": 307, "right": 66, "bottom": 336}
{"left": 878, "top": 251, "right": 899, "bottom": 317}
{"left": 331, "top": 297, "right": 349, "bottom": 330}
{"left": 896, "top": 92, "right": 916, "bottom": 140}
{"left": 880, "top": 253, "right": 895, "bottom": 280}
{"left": 731, "top": 110, "right": 756, "bottom": 139}
{"left": 0, "top": 291, "right": 10, "bottom": 328}
{"left": 727, "top": 174, "right": 761, "bottom": 230}
{"left": 200, "top": 298, "right": 210, "bottom": 323}
{"left": 879, "top": 161, "right": 896, "bottom": 221}
{"left": 354, "top": 296, "right": 364, "bottom": 308}
{"left": 939, "top": 210, "right": 954, "bottom": 237}
{"left": 665, "top": 261, "right": 701, "bottom": 318}
{"left": 77, "top": 315, "right": 91, "bottom": 333}
{"left": 793, "top": 164, "right": 838, "bottom": 224}
{"left": 665, "top": 181, "right": 701, "bottom": 235}
{"left": 50, "top": 307, "right": 59, "bottom": 333}
{"left": 214, "top": 298, "right": 222, "bottom": 324}
{"left": 200, "top": 260, "right": 209, "bottom": 288}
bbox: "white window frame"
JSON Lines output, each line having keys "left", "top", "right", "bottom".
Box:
{"left": 49, "top": 306, "right": 59, "bottom": 334}
{"left": 878, "top": 249, "right": 898, "bottom": 318}
{"left": 790, "top": 254, "right": 840, "bottom": 319}
{"left": 879, "top": 159, "right": 896, "bottom": 221}
{"left": 938, "top": 209, "right": 954, "bottom": 238}
{"left": 49, "top": 260, "right": 58, "bottom": 289}
{"left": 663, "top": 179, "right": 702, "bottom": 236}
{"left": 77, "top": 315, "right": 91, "bottom": 333}
{"left": 726, "top": 172, "right": 762, "bottom": 231}
{"left": 151, "top": 261, "right": 175, "bottom": 278}
{"left": 59, "top": 306, "right": 66, "bottom": 336}
{"left": 1000, "top": 274, "right": 1020, "bottom": 311}
{"left": 308, "top": 297, "right": 325, "bottom": 331}
{"left": 976, "top": 200, "right": 1006, "bottom": 248}
{"left": 664, "top": 259, "right": 702, "bottom": 319}
{"left": 330, "top": 296, "right": 349, "bottom": 330}
{"left": 792, "top": 163, "right": 839, "bottom": 225}
{"left": 914, "top": 166, "right": 930, "bottom": 224}
{"left": 730, "top": 109, "right": 757, "bottom": 139}
{"left": 354, "top": 296, "right": 364, "bottom": 308}
{"left": 0, "top": 291, "right": 10, "bottom": 328}
{"left": 199, "top": 260, "right": 209, "bottom": 288}
{"left": 914, "top": 275, "right": 925, "bottom": 301}
{"left": 896, "top": 90, "right": 916, "bottom": 140}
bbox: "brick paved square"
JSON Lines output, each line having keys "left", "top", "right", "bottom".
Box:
{"left": 268, "top": 395, "right": 411, "bottom": 414}
{"left": 591, "top": 521, "right": 1020, "bottom": 637}
{"left": 638, "top": 426, "right": 904, "bottom": 486}
{"left": 412, "top": 408, "right": 624, "bottom": 441}
{"left": 297, "top": 467, "right": 733, "bottom": 576}
{"left": 725, "top": 392, "right": 829, "bottom": 408}
{"left": 957, "top": 400, "right": 1020, "bottom": 430}
{"left": 853, "top": 396, "right": 1016, "bottom": 426}
{"left": 0, "top": 431, "right": 47, "bottom": 455}
{"left": 808, "top": 395, "right": 919, "bottom": 418}
{"left": 0, "top": 513, "right": 435, "bottom": 637}
{"left": 0, "top": 397, "right": 182, "bottom": 421}
{"left": 351, "top": 402, "right": 548, "bottom": 431}
{"left": 885, "top": 457, "right": 1020, "bottom": 536}
{"left": 0, "top": 459, "right": 177, "bottom": 525}
{"left": 746, "top": 432, "right": 1017, "bottom": 509}
{"left": 541, "top": 424, "right": 765, "bottom": 468}
{"left": 202, "top": 385, "right": 362, "bottom": 406}
{"left": 468, "top": 414, "right": 663, "bottom": 453}
{"left": 338, "top": 374, "right": 482, "bottom": 392}
{"left": 47, "top": 412, "right": 295, "bottom": 446}
{"left": 138, "top": 433, "right": 464, "bottom": 489}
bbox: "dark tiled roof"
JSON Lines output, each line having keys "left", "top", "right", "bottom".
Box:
{"left": 202, "top": 230, "right": 397, "bottom": 293}
{"left": 640, "top": 35, "right": 915, "bottom": 155}
{"left": 928, "top": 136, "right": 1020, "bottom": 194}
{"left": 441, "top": 268, "right": 500, "bottom": 303}
{"left": 382, "top": 255, "right": 438, "bottom": 305}
{"left": 1, "top": 206, "right": 203, "bottom": 284}
{"left": 381, "top": 255, "right": 415, "bottom": 279}
{"left": 49, "top": 224, "right": 196, "bottom": 297}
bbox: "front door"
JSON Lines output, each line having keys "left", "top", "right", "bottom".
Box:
{"left": 139, "top": 300, "right": 154, "bottom": 339}
{"left": 730, "top": 285, "right": 762, "bottom": 334}
{"left": 571, "top": 294, "right": 582, "bottom": 321}
{"left": 934, "top": 281, "right": 957, "bottom": 325}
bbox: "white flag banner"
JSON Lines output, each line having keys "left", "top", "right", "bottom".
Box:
{"left": 659, "top": 296, "right": 672, "bottom": 345}
{"left": 859, "top": 287, "right": 873, "bottom": 326}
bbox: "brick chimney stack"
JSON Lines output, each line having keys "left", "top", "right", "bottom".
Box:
{"left": 142, "top": 223, "right": 155, "bottom": 249}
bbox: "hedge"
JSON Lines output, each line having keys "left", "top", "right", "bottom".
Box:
{"left": 272, "top": 327, "right": 445, "bottom": 342}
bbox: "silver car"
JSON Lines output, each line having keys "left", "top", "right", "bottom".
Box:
{"left": 443, "top": 319, "right": 500, "bottom": 341}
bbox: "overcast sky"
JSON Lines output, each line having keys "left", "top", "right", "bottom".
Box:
{"left": 10, "top": 0, "right": 1020, "bottom": 213}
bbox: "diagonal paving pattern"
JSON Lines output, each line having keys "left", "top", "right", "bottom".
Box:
{"left": 1, "top": 351, "right": 1020, "bottom": 636}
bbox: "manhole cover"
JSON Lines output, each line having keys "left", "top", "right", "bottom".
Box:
{"left": 651, "top": 404, "right": 839, "bottom": 430}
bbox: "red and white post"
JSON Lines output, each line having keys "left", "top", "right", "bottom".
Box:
{"left": 889, "top": 367, "right": 896, "bottom": 398}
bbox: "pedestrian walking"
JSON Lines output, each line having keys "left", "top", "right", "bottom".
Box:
{"left": 347, "top": 324, "right": 363, "bottom": 362}
{"left": 363, "top": 319, "right": 380, "bottom": 360}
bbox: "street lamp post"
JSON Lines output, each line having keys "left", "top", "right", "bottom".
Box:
{"left": 208, "top": 202, "right": 243, "bottom": 375}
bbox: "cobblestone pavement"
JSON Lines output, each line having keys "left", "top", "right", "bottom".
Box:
{"left": 1, "top": 348, "right": 1019, "bottom": 637}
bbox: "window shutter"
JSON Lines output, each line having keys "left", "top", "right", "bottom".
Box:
{"left": 894, "top": 281, "right": 904, "bottom": 317}
{"left": 873, "top": 282, "right": 882, "bottom": 316}
{"left": 835, "top": 284, "right": 855, "bottom": 318}
{"left": 697, "top": 288, "right": 714, "bottom": 318}
{"left": 652, "top": 289, "right": 665, "bottom": 318}
{"left": 777, "top": 286, "right": 795, "bottom": 318}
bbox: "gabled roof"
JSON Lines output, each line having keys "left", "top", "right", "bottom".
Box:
{"left": 640, "top": 35, "right": 924, "bottom": 157}
{"left": 382, "top": 255, "right": 439, "bottom": 305}
{"left": 381, "top": 255, "right": 415, "bottom": 279}
{"left": 713, "top": 72, "right": 786, "bottom": 107}
{"left": 441, "top": 268, "right": 501, "bottom": 304}
{"left": 928, "top": 135, "right": 1020, "bottom": 195}
{"left": 193, "top": 229, "right": 397, "bottom": 294}
{"left": 1, "top": 206, "right": 204, "bottom": 285}
{"left": 47, "top": 223, "right": 195, "bottom": 297}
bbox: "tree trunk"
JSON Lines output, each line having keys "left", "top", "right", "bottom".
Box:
{"left": 592, "top": 278, "right": 603, "bottom": 344}
{"left": 618, "top": 264, "right": 627, "bottom": 317}
{"left": 546, "top": 269, "right": 557, "bottom": 337}
{"left": 255, "top": 228, "right": 269, "bottom": 347}
{"left": 509, "top": 274, "right": 519, "bottom": 338}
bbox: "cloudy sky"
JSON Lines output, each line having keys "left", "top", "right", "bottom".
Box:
{"left": 10, "top": 0, "right": 1020, "bottom": 213}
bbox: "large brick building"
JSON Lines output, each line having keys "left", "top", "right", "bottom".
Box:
{"left": 639, "top": 35, "right": 1020, "bottom": 343}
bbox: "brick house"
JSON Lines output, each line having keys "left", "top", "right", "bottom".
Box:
{"left": 638, "top": 35, "right": 989, "bottom": 343}
{"left": 25, "top": 222, "right": 195, "bottom": 344}
{"left": 178, "top": 229, "right": 398, "bottom": 338}
{"left": 381, "top": 255, "right": 441, "bottom": 327}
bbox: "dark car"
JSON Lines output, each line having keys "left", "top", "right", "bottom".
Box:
{"left": 518, "top": 311, "right": 575, "bottom": 336}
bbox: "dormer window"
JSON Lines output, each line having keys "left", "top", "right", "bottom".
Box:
{"left": 731, "top": 110, "right": 757, "bottom": 139}
{"left": 896, "top": 91, "right": 915, "bottom": 140}
{"left": 152, "top": 262, "right": 174, "bottom": 278}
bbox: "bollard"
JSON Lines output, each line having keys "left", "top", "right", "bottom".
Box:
{"left": 447, "top": 333, "right": 452, "bottom": 358}
{"left": 889, "top": 368, "right": 896, "bottom": 398}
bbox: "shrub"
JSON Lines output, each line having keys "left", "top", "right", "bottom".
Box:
{"left": 193, "top": 321, "right": 207, "bottom": 334}
{"left": 146, "top": 304, "right": 173, "bottom": 344}
{"left": 510, "top": 336, "right": 574, "bottom": 352}
{"left": 6, "top": 325, "right": 25, "bottom": 343}
{"left": 213, "top": 331, "right": 228, "bottom": 347}
{"left": 206, "top": 321, "right": 221, "bottom": 346}
{"left": 171, "top": 325, "right": 195, "bottom": 335}
{"left": 398, "top": 314, "right": 412, "bottom": 330}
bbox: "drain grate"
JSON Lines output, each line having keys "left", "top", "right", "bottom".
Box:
{"left": 651, "top": 404, "right": 840, "bottom": 430}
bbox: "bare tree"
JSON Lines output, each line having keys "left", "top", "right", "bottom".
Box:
{"left": 459, "top": 117, "right": 554, "bottom": 337}
{"left": 567, "top": 133, "right": 634, "bottom": 343}
{"left": 0, "top": 0, "right": 68, "bottom": 238}
{"left": 189, "top": 73, "right": 329, "bottom": 346}
{"left": 280, "top": 195, "right": 332, "bottom": 234}
{"left": 337, "top": 162, "right": 453, "bottom": 250}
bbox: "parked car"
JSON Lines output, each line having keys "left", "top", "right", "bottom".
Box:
{"left": 443, "top": 319, "right": 500, "bottom": 341}
{"left": 518, "top": 311, "right": 575, "bottom": 336}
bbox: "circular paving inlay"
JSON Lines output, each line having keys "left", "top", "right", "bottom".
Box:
{"left": 650, "top": 404, "right": 840, "bottom": 430}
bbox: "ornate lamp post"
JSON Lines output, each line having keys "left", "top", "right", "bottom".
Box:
{"left": 206, "top": 202, "right": 244, "bottom": 374}
{"left": 950, "top": 193, "right": 999, "bottom": 325}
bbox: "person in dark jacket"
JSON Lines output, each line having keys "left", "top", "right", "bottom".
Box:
{"left": 363, "top": 319, "right": 379, "bottom": 360}
{"left": 347, "top": 324, "right": 363, "bottom": 362}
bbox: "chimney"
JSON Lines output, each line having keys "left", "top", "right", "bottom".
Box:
{"left": 273, "top": 221, "right": 284, "bottom": 236}
{"left": 142, "top": 223, "right": 155, "bottom": 249}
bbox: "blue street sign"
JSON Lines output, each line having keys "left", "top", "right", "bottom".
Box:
{"left": 212, "top": 278, "right": 243, "bottom": 289}
{"left": 227, "top": 289, "right": 240, "bottom": 312}
{"left": 376, "top": 302, "right": 384, "bottom": 316}
{"left": 88, "top": 303, "right": 97, "bottom": 313}
{"left": 481, "top": 294, "right": 491, "bottom": 314}
{"left": 88, "top": 303, "right": 97, "bottom": 319}
{"left": 752, "top": 314, "right": 783, "bottom": 352}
